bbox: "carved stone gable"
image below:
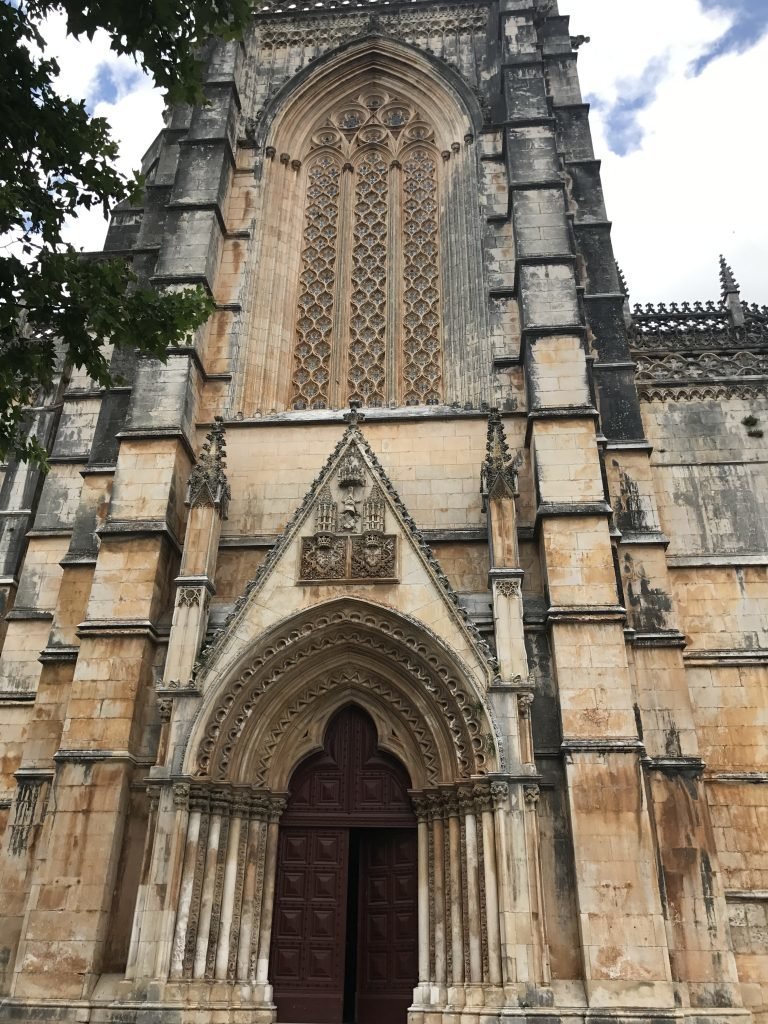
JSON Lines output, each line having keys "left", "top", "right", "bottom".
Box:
{"left": 299, "top": 439, "right": 397, "bottom": 582}
{"left": 193, "top": 421, "right": 498, "bottom": 681}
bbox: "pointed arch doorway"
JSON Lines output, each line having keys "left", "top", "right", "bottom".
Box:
{"left": 270, "top": 706, "right": 418, "bottom": 1024}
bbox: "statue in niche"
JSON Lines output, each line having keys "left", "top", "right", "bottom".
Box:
{"left": 340, "top": 492, "right": 360, "bottom": 532}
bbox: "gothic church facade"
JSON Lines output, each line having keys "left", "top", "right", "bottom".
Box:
{"left": 1, "top": 2, "right": 767, "bottom": 1024}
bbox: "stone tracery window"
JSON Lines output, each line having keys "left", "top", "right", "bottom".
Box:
{"left": 290, "top": 92, "right": 443, "bottom": 410}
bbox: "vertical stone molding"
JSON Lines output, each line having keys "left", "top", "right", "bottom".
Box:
{"left": 146, "top": 786, "right": 286, "bottom": 993}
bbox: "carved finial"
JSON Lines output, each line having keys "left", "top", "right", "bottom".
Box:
{"left": 719, "top": 254, "right": 745, "bottom": 327}
{"left": 616, "top": 259, "right": 633, "bottom": 328}
{"left": 186, "top": 416, "right": 231, "bottom": 519}
{"left": 481, "top": 410, "right": 520, "bottom": 507}
{"left": 343, "top": 400, "right": 365, "bottom": 426}
{"left": 362, "top": 484, "right": 386, "bottom": 534}
{"left": 719, "top": 254, "right": 740, "bottom": 298}
{"left": 315, "top": 485, "right": 338, "bottom": 534}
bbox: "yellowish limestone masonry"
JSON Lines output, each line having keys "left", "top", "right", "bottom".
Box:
{"left": 0, "top": 3, "right": 766, "bottom": 1024}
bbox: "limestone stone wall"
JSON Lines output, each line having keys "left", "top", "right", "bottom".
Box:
{"left": 0, "top": 0, "right": 766, "bottom": 1022}
{"left": 636, "top": 393, "right": 768, "bottom": 1023}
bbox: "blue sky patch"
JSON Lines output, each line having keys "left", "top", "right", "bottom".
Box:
{"left": 90, "top": 64, "right": 119, "bottom": 108}
{"left": 87, "top": 61, "right": 143, "bottom": 112}
{"left": 693, "top": 0, "right": 768, "bottom": 72}
{"left": 587, "top": 55, "right": 670, "bottom": 156}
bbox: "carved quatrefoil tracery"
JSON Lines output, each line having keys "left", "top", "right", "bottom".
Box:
{"left": 290, "top": 91, "right": 443, "bottom": 411}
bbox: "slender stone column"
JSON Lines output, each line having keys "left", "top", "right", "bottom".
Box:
{"left": 254, "top": 797, "right": 286, "bottom": 998}
{"left": 445, "top": 792, "right": 465, "bottom": 1006}
{"left": 522, "top": 784, "right": 551, "bottom": 985}
{"left": 416, "top": 803, "right": 431, "bottom": 990}
{"left": 214, "top": 802, "right": 243, "bottom": 979}
{"left": 125, "top": 787, "right": 161, "bottom": 981}
{"left": 458, "top": 787, "right": 482, "bottom": 986}
{"left": 476, "top": 784, "right": 502, "bottom": 989}
{"left": 489, "top": 781, "right": 517, "bottom": 990}
{"left": 429, "top": 796, "right": 447, "bottom": 997}
{"left": 194, "top": 798, "right": 225, "bottom": 978}
{"left": 169, "top": 803, "right": 202, "bottom": 979}
{"left": 237, "top": 798, "right": 267, "bottom": 982}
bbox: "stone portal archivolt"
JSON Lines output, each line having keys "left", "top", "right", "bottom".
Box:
{"left": 184, "top": 599, "right": 500, "bottom": 787}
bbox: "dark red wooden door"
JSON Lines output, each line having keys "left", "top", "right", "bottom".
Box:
{"left": 270, "top": 827, "right": 349, "bottom": 1023}
{"left": 356, "top": 829, "right": 419, "bottom": 1024}
{"left": 271, "top": 707, "right": 417, "bottom": 1024}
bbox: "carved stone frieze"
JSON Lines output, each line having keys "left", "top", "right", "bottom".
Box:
{"left": 254, "top": 6, "right": 489, "bottom": 57}
{"left": 194, "top": 608, "right": 497, "bottom": 781}
{"left": 628, "top": 299, "right": 768, "bottom": 402}
{"left": 635, "top": 350, "right": 768, "bottom": 383}
{"left": 496, "top": 579, "right": 521, "bottom": 598}
{"left": 638, "top": 382, "right": 768, "bottom": 402}
{"left": 251, "top": 669, "right": 441, "bottom": 786}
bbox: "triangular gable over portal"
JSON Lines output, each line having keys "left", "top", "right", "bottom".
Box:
{"left": 193, "top": 417, "right": 497, "bottom": 694}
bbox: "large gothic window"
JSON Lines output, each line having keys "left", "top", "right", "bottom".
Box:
{"left": 290, "top": 92, "right": 443, "bottom": 410}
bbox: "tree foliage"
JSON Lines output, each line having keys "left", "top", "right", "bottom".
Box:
{"left": 0, "top": 0, "right": 251, "bottom": 464}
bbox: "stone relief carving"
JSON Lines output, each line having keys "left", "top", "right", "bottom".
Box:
{"left": 350, "top": 533, "right": 395, "bottom": 578}
{"left": 517, "top": 693, "right": 534, "bottom": 718}
{"left": 8, "top": 776, "right": 50, "bottom": 856}
{"left": 299, "top": 535, "right": 346, "bottom": 580}
{"left": 524, "top": 784, "right": 540, "bottom": 809}
{"left": 194, "top": 606, "right": 500, "bottom": 780}
{"left": 194, "top": 425, "right": 499, "bottom": 679}
{"left": 299, "top": 456, "right": 397, "bottom": 582}
{"left": 290, "top": 157, "right": 340, "bottom": 410}
{"left": 252, "top": 669, "right": 441, "bottom": 785}
{"left": 348, "top": 152, "right": 389, "bottom": 406}
{"left": 403, "top": 148, "right": 442, "bottom": 405}
{"left": 496, "top": 579, "right": 521, "bottom": 598}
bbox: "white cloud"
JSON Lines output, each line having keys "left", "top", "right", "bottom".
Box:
{"left": 40, "top": 13, "right": 164, "bottom": 253}
{"left": 44, "top": 3, "right": 768, "bottom": 302}
{"left": 573, "top": 0, "right": 768, "bottom": 304}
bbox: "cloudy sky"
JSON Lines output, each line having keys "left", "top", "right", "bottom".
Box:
{"left": 48, "top": 0, "right": 768, "bottom": 305}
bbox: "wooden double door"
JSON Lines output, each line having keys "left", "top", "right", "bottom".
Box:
{"left": 270, "top": 708, "right": 418, "bottom": 1024}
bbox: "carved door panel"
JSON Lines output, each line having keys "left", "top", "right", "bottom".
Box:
{"left": 271, "top": 708, "right": 417, "bottom": 1024}
{"left": 271, "top": 827, "right": 349, "bottom": 1024}
{"left": 356, "top": 829, "right": 419, "bottom": 1024}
